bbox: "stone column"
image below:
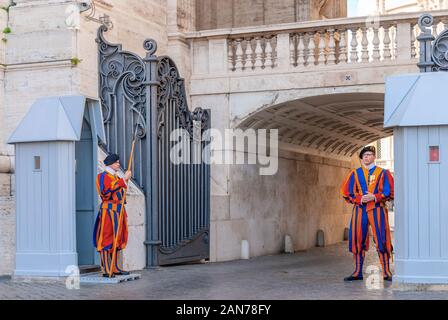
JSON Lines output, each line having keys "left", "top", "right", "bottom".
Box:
{"left": 310, "top": 0, "right": 347, "bottom": 20}
{"left": 396, "top": 22, "right": 412, "bottom": 61}
{"left": 168, "top": 0, "right": 195, "bottom": 105}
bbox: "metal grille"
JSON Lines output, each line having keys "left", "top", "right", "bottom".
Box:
{"left": 157, "top": 57, "right": 210, "bottom": 264}
{"left": 97, "top": 26, "right": 211, "bottom": 266}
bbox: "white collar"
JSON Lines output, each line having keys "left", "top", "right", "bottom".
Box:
{"left": 362, "top": 163, "right": 376, "bottom": 170}
{"left": 105, "top": 166, "right": 117, "bottom": 176}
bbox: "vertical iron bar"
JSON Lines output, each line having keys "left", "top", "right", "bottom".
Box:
{"left": 158, "top": 109, "right": 166, "bottom": 246}
{"left": 159, "top": 108, "right": 162, "bottom": 246}
{"left": 176, "top": 113, "right": 180, "bottom": 246}
{"left": 122, "top": 96, "right": 127, "bottom": 170}
{"left": 113, "top": 96, "right": 118, "bottom": 154}
{"left": 190, "top": 135, "right": 193, "bottom": 238}
{"left": 172, "top": 100, "right": 176, "bottom": 247}
{"left": 166, "top": 100, "right": 169, "bottom": 248}
{"left": 180, "top": 131, "right": 184, "bottom": 242}
{"left": 143, "top": 43, "right": 160, "bottom": 268}
{"left": 207, "top": 112, "right": 211, "bottom": 228}
{"left": 138, "top": 140, "right": 142, "bottom": 188}
{"left": 192, "top": 138, "right": 196, "bottom": 235}
{"left": 184, "top": 130, "right": 188, "bottom": 240}
{"left": 201, "top": 139, "right": 204, "bottom": 230}
{"left": 170, "top": 99, "right": 174, "bottom": 247}
{"left": 163, "top": 102, "right": 167, "bottom": 247}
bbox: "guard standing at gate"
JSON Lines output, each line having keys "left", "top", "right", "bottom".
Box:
{"left": 93, "top": 154, "right": 132, "bottom": 277}
{"left": 340, "top": 146, "right": 394, "bottom": 282}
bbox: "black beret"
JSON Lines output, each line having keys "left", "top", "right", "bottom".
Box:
{"left": 359, "top": 146, "right": 376, "bottom": 159}
{"left": 104, "top": 154, "right": 120, "bottom": 166}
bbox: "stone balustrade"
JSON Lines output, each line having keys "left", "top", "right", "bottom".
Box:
{"left": 186, "top": 10, "right": 448, "bottom": 75}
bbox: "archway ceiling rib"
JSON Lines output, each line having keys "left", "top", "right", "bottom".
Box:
{"left": 238, "top": 93, "right": 392, "bottom": 157}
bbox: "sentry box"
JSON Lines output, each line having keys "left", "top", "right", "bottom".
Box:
{"left": 8, "top": 96, "right": 105, "bottom": 277}
{"left": 385, "top": 72, "right": 448, "bottom": 285}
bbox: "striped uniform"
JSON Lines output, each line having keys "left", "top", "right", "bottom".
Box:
{"left": 93, "top": 171, "right": 129, "bottom": 275}
{"left": 340, "top": 165, "right": 394, "bottom": 278}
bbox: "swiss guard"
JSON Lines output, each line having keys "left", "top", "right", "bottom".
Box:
{"left": 93, "top": 153, "right": 132, "bottom": 278}
{"left": 340, "top": 146, "right": 394, "bottom": 282}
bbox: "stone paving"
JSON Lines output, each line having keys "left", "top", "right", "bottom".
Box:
{"left": 1, "top": 241, "right": 448, "bottom": 300}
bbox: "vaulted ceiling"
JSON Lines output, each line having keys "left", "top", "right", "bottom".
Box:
{"left": 237, "top": 93, "right": 392, "bottom": 157}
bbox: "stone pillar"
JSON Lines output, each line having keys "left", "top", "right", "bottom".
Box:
{"left": 195, "top": 0, "right": 348, "bottom": 30}
{"left": 0, "top": 1, "right": 9, "bottom": 160}
{"left": 296, "top": 0, "right": 311, "bottom": 21}
{"left": 310, "top": 0, "right": 347, "bottom": 20}
{"left": 168, "top": 0, "right": 196, "bottom": 104}
{"left": 396, "top": 22, "right": 412, "bottom": 61}
{"left": 276, "top": 33, "right": 291, "bottom": 71}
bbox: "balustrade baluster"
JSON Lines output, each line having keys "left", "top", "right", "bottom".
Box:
{"left": 327, "top": 29, "right": 336, "bottom": 65}
{"left": 350, "top": 28, "right": 359, "bottom": 63}
{"left": 338, "top": 29, "right": 347, "bottom": 64}
{"left": 265, "top": 37, "right": 274, "bottom": 68}
{"left": 254, "top": 37, "right": 263, "bottom": 69}
{"left": 361, "top": 27, "right": 369, "bottom": 63}
{"left": 290, "top": 34, "right": 297, "bottom": 67}
{"left": 241, "top": 38, "right": 249, "bottom": 70}
{"left": 383, "top": 26, "right": 392, "bottom": 61}
{"left": 372, "top": 25, "right": 381, "bottom": 62}
{"left": 297, "top": 33, "right": 306, "bottom": 66}
{"left": 235, "top": 39, "right": 244, "bottom": 71}
{"left": 228, "top": 40, "right": 235, "bottom": 71}
{"left": 308, "top": 32, "right": 317, "bottom": 65}
{"left": 318, "top": 31, "right": 326, "bottom": 65}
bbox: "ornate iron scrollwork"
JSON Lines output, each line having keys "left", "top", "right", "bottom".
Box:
{"left": 418, "top": 13, "right": 434, "bottom": 32}
{"left": 98, "top": 26, "right": 210, "bottom": 267}
{"left": 417, "top": 13, "right": 448, "bottom": 72}
{"left": 97, "top": 26, "right": 159, "bottom": 190}
{"left": 97, "top": 25, "right": 148, "bottom": 138}
{"left": 157, "top": 56, "right": 195, "bottom": 137}
{"left": 432, "top": 30, "right": 448, "bottom": 70}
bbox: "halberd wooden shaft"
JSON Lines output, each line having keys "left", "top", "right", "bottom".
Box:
{"left": 108, "top": 130, "right": 137, "bottom": 277}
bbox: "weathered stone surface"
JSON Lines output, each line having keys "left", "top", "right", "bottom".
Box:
{"left": 195, "top": 0, "right": 347, "bottom": 30}
{"left": 2, "top": 241, "right": 448, "bottom": 300}
{"left": 0, "top": 195, "right": 15, "bottom": 275}
{"left": 0, "top": 0, "right": 169, "bottom": 275}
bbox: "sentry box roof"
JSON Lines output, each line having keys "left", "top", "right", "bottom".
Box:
{"left": 384, "top": 72, "right": 448, "bottom": 128}
{"left": 8, "top": 95, "right": 106, "bottom": 144}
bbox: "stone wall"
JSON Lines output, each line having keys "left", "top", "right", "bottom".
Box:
{"left": 0, "top": 0, "right": 170, "bottom": 276}
{"left": 209, "top": 150, "right": 352, "bottom": 262}
{"left": 0, "top": 173, "right": 14, "bottom": 275}
{"left": 77, "top": 0, "right": 169, "bottom": 99}
{"left": 195, "top": 0, "right": 347, "bottom": 30}
{"left": 1, "top": 0, "right": 170, "bottom": 155}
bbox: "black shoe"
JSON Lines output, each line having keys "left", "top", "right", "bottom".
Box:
{"left": 383, "top": 276, "right": 393, "bottom": 282}
{"left": 344, "top": 275, "right": 364, "bottom": 282}
{"left": 103, "top": 273, "right": 115, "bottom": 278}
{"left": 114, "top": 271, "right": 130, "bottom": 276}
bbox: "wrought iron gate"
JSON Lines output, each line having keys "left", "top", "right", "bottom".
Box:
{"left": 97, "top": 26, "right": 210, "bottom": 266}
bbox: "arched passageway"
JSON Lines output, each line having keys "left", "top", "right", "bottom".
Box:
{"left": 237, "top": 92, "right": 392, "bottom": 159}
{"left": 214, "top": 92, "right": 393, "bottom": 262}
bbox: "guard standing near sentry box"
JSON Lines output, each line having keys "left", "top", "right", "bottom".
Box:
{"left": 340, "top": 146, "right": 394, "bottom": 282}
{"left": 93, "top": 154, "right": 132, "bottom": 278}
